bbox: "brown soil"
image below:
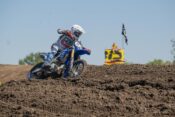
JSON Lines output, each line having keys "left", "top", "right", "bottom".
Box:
{"left": 0, "top": 64, "right": 175, "bottom": 117}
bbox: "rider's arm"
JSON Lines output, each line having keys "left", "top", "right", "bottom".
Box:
{"left": 57, "top": 29, "right": 69, "bottom": 35}
{"left": 75, "top": 41, "right": 91, "bottom": 55}
{"left": 57, "top": 29, "right": 75, "bottom": 41}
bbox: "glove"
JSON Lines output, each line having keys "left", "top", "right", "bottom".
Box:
{"left": 84, "top": 48, "right": 91, "bottom": 55}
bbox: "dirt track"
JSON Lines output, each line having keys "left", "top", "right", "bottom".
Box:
{"left": 0, "top": 64, "right": 175, "bottom": 117}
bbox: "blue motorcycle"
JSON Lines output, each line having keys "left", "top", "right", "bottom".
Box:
{"left": 27, "top": 41, "right": 91, "bottom": 79}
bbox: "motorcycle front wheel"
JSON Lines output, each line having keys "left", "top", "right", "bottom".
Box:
{"left": 70, "top": 59, "right": 87, "bottom": 77}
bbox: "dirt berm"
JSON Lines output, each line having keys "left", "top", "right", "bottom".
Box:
{"left": 0, "top": 64, "right": 175, "bottom": 117}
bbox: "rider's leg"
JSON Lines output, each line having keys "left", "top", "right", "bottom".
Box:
{"left": 63, "top": 59, "right": 70, "bottom": 78}
{"left": 44, "top": 52, "right": 54, "bottom": 66}
{"left": 44, "top": 43, "right": 59, "bottom": 66}
{"left": 57, "top": 48, "right": 70, "bottom": 63}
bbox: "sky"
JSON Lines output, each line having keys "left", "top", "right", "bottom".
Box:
{"left": 0, "top": 0, "right": 175, "bottom": 65}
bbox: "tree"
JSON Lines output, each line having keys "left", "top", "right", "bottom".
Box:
{"left": 147, "top": 59, "right": 171, "bottom": 65}
{"left": 171, "top": 39, "right": 175, "bottom": 64}
{"left": 19, "top": 52, "right": 43, "bottom": 65}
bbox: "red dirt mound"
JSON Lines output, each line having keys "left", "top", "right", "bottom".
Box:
{"left": 0, "top": 64, "right": 175, "bottom": 117}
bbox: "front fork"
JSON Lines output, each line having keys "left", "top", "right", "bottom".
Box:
{"left": 70, "top": 48, "right": 75, "bottom": 70}
{"left": 64, "top": 48, "right": 75, "bottom": 77}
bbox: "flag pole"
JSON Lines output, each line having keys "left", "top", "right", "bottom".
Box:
{"left": 122, "top": 35, "right": 125, "bottom": 49}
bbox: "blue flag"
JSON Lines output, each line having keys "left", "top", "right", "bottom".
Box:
{"left": 121, "top": 24, "right": 128, "bottom": 45}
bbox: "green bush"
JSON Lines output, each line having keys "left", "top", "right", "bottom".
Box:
{"left": 147, "top": 59, "right": 172, "bottom": 65}
{"left": 171, "top": 39, "right": 175, "bottom": 64}
{"left": 19, "top": 52, "right": 43, "bottom": 65}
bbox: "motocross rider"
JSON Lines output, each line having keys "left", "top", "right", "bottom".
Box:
{"left": 45, "top": 24, "right": 86, "bottom": 66}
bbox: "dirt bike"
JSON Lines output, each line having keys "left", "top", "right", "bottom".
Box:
{"left": 27, "top": 41, "right": 91, "bottom": 80}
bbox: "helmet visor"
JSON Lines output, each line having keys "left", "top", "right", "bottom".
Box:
{"left": 74, "top": 31, "right": 82, "bottom": 38}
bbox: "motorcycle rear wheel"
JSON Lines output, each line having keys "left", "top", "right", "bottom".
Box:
{"left": 27, "top": 62, "right": 48, "bottom": 80}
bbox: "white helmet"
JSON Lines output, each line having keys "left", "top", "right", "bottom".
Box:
{"left": 71, "top": 24, "right": 85, "bottom": 38}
